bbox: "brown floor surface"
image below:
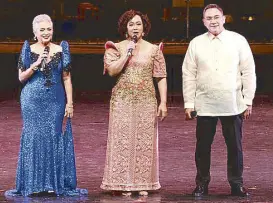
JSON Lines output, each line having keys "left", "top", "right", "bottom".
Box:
{"left": 0, "top": 96, "right": 272, "bottom": 203}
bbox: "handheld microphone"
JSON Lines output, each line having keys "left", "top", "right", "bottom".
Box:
{"left": 127, "top": 35, "right": 137, "bottom": 57}
{"left": 40, "top": 46, "right": 50, "bottom": 71}
{"left": 190, "top": 111, "right": 197, "bottom": 119}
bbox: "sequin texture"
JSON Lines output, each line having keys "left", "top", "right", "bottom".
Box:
{"left": 101, "top": 40, "right": 167, "bottom": 191}
{"left": 5, "top": 40, "right": 87, "bottom": 197}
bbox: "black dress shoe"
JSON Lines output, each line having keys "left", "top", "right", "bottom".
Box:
{"left": 192, "top": 185, "right": 208, "bottom": 197}
{"left": 231, "top": 185, "right": 250, "bottom": 197}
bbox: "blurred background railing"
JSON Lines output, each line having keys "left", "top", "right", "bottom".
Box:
{"left": 0, "top": 0, "right": 273, "bottom": 42}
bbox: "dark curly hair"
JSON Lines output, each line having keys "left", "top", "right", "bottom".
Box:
{"left": 118, "top": 10, "right": 151, "bottom": 38}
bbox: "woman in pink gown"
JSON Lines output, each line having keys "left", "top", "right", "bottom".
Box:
{"left": 100, "top": 10, "right": 168, "bottom": 196}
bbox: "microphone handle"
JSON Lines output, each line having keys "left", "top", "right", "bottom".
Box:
{"left": 127, "top": 48, "right": 133, "bottom": 57}
{"left": 127, "top": 36, "right": 137, "bottom": 57}
{"left": 40, "top": 46, "right": 50, "bottom": 70}
{"left": 41, "top": 58, "right": 46, "bottom": 70}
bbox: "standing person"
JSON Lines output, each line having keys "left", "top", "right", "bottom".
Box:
{"left": 5, "top": 14, "right": 87, "bottom": 197}
{"left": 182, "top": 4, "right": 256, "bottom": 197}
{"left": 101, "top": 10, "right": 167, "bottom": 196}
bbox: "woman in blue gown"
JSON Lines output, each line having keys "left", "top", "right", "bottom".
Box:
{"left": 5, "top": 14, "right": 87, "bottom": 197}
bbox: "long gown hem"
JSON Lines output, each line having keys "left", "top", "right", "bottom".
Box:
{"left": 5, "top": 188, "right": 88, "bottom": 197}
{"left": 6, "top": 41, "right": 88, "bottom": 198}
{"left": 100, "top": 182, "right": 161, "bottom": 191}
{"left": 102, "top": 40, "right": 166, "bottom": 194}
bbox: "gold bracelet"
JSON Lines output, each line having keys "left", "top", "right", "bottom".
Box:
{"left": 32, "top": 66, "right": 39, "bottom": 71}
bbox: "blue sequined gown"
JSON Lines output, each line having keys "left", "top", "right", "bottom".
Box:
{"left": 5, "top": 41, "right": 87, "bottom": 197}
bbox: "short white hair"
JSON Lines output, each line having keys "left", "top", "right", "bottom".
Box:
{"left": 32, "top": 14, "right": 53, "bottom": 35}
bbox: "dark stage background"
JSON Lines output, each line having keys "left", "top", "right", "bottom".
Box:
{"left": 1, "top": 0, "right": 273, "bottom": 41}
{"left": 0, "top": 0, "right": 273, "bottom": 100}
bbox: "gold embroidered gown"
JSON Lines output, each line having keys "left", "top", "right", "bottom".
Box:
{"left": 101, "top": 40, "right": 167, "bottom": 191}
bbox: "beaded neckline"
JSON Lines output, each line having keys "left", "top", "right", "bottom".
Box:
{"left": 30, "top": 52, "right": 62, "bottom": 88}
{"left": 30, "top": 51, "right": 62, "bottom": 65}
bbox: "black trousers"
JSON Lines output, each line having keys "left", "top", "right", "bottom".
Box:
{"left": 195, "top": 115, "right": 243, "bottom": 187}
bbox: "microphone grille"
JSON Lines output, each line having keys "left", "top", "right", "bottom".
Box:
{"left": 133, "top": 35, "right": 137, "bottom": 43}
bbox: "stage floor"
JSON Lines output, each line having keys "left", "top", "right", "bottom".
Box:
{"left": 0, "top": 97, "right": 272, "bottom": 203}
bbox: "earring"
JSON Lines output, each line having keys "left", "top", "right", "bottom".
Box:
{"left": 34, "top": 36, "right": 37, "bottom": 40}
{"left": 142, "top": 32, "right": 145, "bottom": 37}
{"left": 125, "top": 32, "right": 128, "bottom": 38}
